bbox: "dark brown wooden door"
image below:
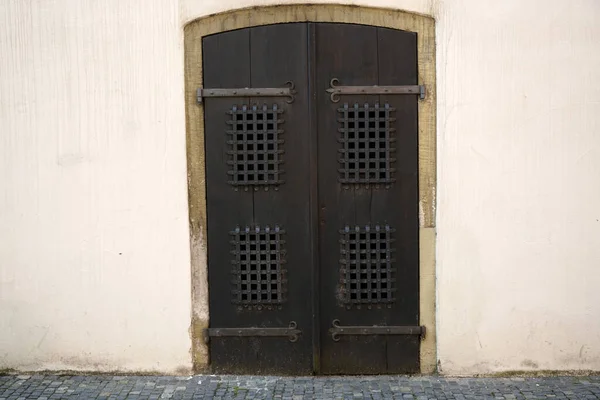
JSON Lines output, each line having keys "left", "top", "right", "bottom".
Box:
{"left": 315, "top": 23, "right": 420, "bottom": 374}
{"left": 203, "top": 23, "right": 313, "bottom": 375}
{"left": 203, "top": 23, "right": 419, "bottom": 375}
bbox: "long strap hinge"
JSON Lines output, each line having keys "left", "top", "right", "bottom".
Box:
{"left": 326, "top": 78, "right": 426, "bottom": 102}
{"left": 196, "top": 81, "right": 296, "bottom": 104}
{"left": 329, "top": 319, "right": 426, "bottom": 342}
{"left": 203, "top": 321, "right": 301, "bottom": 343}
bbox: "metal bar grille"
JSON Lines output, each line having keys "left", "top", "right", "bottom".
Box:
{"left": 337, "top": 103, "right": 396, "bottom": 187}
{"left": 230, "top": 225, "right": 287, "bottom": 309}
{"left": 226, "top": 104, "right": 285, "bottom": 190}
{"left": 339, "top": 224, "right": 396, "bottom": 307}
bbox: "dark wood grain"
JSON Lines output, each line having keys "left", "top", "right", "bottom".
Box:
{"left": 307, "top": 22, "right": 322, "bottom": 375}
{"left": 204, "top": 24, "right": 312, "bottom": 375}
{"left": 248, "top": 22, "right": 312, "bottom": 374}
{"left": 203, "top": 27, "right": 252, "bottom": 323}
{"left": 204, "top": 22, "right": 420, "bottom": 375}
{"left": 375, "top": 27, "right": 420, "bottom": 373}
{"left": 316, "top": 23, "right": 388, "bottom": 375}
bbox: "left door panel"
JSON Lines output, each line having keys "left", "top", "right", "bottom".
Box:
{"left": 203, "top": 24, "right": 313, "bottom": 374}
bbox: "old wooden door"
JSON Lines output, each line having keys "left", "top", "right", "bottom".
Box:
{"left": 202, "top": 23, "right": 421, "bottom": 375}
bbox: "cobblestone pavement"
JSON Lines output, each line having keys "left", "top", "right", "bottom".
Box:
{"left": 1, "top": 374, "right": 599, "bottom": 400}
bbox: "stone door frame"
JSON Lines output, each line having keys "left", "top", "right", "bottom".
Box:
{"left": 183, "top": 4, "right": 437, "bottom": 373}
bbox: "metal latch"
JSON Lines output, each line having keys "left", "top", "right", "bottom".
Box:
{"left": 329, "top": 319, "right": 425, "bottom": 341}
{"left": 197, "top": 81, "right": 296, "bottom": 104}
{"left": 326, "top": 78, "right": 426, "bottom": 102}
{"left": 204, "top": 321, "right": 301, "bottom": 343}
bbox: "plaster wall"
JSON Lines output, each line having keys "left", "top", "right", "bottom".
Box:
{"left": 0, "top": 0, "right": 191, "bottom": 373}
{"left": 1, "top": 0, "right": 600, "bottom": 374}
{"left": 432, "top": 0, "right": 600, "bottom": 375}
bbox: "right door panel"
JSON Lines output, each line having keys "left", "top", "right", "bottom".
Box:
{"left": 316, "top": 23, "right": 421, "bottom": 374}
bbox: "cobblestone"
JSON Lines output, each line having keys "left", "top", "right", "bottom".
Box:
{"left": 0, "top": 375, "right": 599, "bottom": 399}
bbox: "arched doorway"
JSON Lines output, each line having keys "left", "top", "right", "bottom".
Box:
{"left": 184, "top": 6, "right": 437, "bottom": 375}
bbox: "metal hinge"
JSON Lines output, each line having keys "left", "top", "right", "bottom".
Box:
{"left": 327, "top": 78, "right": 426, "bottom": 102}
{"left": 329, "top": 319, "right": 425, "bottom": 342}
{"left": 203, "top": 321, "right": 301, "bottom": 343}
{"left": 197, "top": 81, "right": 296, "bottom": 104}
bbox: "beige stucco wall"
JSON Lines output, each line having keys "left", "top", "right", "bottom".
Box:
{"left": 1, "top": 0, "right": 600, "bottom": 374}
{"left": 0, "top": 0, "right": 192, "bottom": 373}
{"left": 433, "top": 1, "right": 600, "bottom": 374}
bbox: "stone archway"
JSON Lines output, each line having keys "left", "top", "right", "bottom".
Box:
{"left": 183, "top": 4, "right": 436, "bottom": 374}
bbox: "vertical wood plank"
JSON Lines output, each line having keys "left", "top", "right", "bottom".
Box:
{"left": 249, "top": 22, "right": 313, "bottom": 374}
{"left": 203, "top": 28, "right": 254, "bottom": 373}
{"left": 376, "top": 26, "right": 420, "bottom": 373}
{"left": 307, "top": 22, "right": 321, "bottom": 375}
{"left": 316, "top": 23, "right": 387, "bottom": 374}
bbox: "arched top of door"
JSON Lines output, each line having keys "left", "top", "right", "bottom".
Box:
{"left": 183, "top": 4, "right": 434, "bottom": 37}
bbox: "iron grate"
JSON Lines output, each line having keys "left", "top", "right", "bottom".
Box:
{"left": 337, "top": 103, "right": 396, "bottom": 187}
{"left": 230, "top": 225, "right": 287, "bottom": 308}
{"left": 339, "top": 224, "right": 396, "bottom": 306}
{"left": 226, "top": 104, "right": 285, "bottom": 190}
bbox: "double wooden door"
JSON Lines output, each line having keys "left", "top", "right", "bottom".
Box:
{"left": 202, "top": 22, "right": 421, "bottom": 375}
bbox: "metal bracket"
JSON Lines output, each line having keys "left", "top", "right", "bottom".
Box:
{"left": 197, "top": 81, "right": 296, "bottom": 104}
{"left": 329, "top": 319, "right": 425, "bottom": 342}
{"left": 204, "top": 321, "right": 301, "bottom": 343}
{"left": 326, "top": 78, "right": 425, "bottom": 102}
